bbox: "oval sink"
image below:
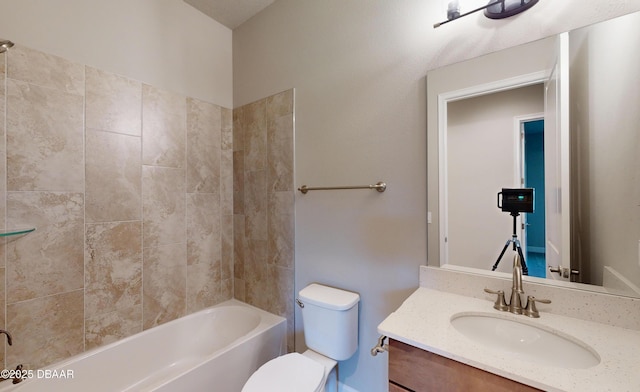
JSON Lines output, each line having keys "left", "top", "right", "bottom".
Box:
{"left": 450, "top": 312, "right": 600, "bottom": 369}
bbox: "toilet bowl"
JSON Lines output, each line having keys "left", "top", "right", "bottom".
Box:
{"left": 242, "top": 284, "right": 359, "bottom": 392}
{"left": 241, "top": 350, "right": 336, "bottom": 392}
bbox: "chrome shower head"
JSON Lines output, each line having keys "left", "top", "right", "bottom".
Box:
{"left": 0, "top": 39, "right": 15, "bottom": 54}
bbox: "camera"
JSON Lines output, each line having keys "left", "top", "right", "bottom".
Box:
{"left": 497, "top": 188, "right": 534, "bottom": 214}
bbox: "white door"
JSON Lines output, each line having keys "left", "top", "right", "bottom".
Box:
{"left": 544, "top": 32, "right": 571, "bottom": 281}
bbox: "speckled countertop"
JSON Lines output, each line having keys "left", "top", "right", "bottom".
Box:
{"left": 377, "top": 287, "right": 640, "bottom": 392}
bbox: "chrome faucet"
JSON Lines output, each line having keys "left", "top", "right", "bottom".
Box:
{"left": 485, "top": 254, "right": 551, "bottom": 318}
{"left": 508, "top": 254, "right": 524, "bottom": 314}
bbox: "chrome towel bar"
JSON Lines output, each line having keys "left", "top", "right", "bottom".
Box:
{"left": 298, "top": 181, "right": 386, "bottom": 194}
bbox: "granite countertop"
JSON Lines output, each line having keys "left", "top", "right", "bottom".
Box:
{"left": 377, "top": 287, "right": 640, "bottom": 392}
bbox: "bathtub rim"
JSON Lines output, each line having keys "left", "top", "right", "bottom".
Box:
{"left": 0, "top": 299, "right": 287, "bottom": 391}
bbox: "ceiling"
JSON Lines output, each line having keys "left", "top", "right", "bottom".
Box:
{"left": 183, "top": 0, "right": 276, "bottom": 29}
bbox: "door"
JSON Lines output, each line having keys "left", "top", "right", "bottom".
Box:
{"left": 544, "top": 32, "right": 571, "bottom": 281}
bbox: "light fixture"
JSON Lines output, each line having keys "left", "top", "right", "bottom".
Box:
{"left": 0, "top": 39, "right": 14, "bottom": 54}
{"left": 434, "top": 0, "right": 539, "bottom": 28}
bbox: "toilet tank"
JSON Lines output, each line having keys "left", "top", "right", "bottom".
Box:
{"left": 298, "top": 284, "right": 360, "bottom": 361}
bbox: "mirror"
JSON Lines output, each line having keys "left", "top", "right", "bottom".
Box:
{"left": 427, "top": 11, "right": 640, "bottom": 298}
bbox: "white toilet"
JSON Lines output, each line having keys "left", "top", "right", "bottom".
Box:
{"left": 242, "top": 283, "right": 360, "bottom": 392}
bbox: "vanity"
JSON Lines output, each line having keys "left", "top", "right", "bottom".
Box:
{"left": 377, "top": 267, "right": 640, "bottom": 392}
{"left": 382, "top": 9, "right": 640, "bottom": 392}
{"left": 388, "top": 339, "right": 539, "bottom": 392}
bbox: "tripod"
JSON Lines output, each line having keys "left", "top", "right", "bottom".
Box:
{"left": 491, "top": 211, "right": 529, "bottom": 275}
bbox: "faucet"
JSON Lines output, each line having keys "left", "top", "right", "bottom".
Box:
{"left": 508, "top": 254, "right": 524, "bottom": 314}
{"left": 0, "top": 329, "right": 12, "bottom": 346}
{"left": 0, "top": 330, "right": 23, "bottom": 384}
{"left": 485, "top": 254, "right": 551, "bottom": 318}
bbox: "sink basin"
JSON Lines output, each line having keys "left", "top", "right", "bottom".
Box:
{"left": 450, "top": 312, "right": 600, "bottom": 369}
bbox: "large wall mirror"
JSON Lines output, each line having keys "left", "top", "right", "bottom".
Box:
{"left": 427, "top": 11, "right": 640, "bottom": 298}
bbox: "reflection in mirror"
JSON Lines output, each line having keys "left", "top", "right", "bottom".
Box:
{"left": 447, "top": 84, "right": 544, "bottom": 277}
{"left": 427, "top": 11, "right": 640, "bottom": 298}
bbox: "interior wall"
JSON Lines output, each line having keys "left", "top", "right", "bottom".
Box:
{"left": 570, "top": 12, "right": 640, "bottom": 291}
{"left": 233, "top": 1, "right": 640, "bottom": 391}
{"left": 0, "top": 0, "right": 232, "bottom": 107}
{"left": 447, "top": 85, "right": 543, "bottom": 273}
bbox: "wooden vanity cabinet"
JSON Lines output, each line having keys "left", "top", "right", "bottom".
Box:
{"left": 388, "top": 339, "right": 542, "bottom": 392}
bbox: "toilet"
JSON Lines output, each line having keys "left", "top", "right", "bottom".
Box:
{"left": 242, "top": 283, "right": 360, "bottom": 392}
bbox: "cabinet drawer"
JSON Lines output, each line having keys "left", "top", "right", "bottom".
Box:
{"left": 388, "top": 339, "right": 541, "bottom": 392}
{"left": 389, "top": 381, "right": 411, "bottom": 392}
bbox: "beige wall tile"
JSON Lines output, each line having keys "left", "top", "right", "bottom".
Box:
{"left": 234, "top": 278, "right": 246, "bottom": 302}
{"left": 233, "top": 151, "right": 245, "bottom": 214}
{"left": 86, "top": 129, "right": 142, "bottom": 223}
{"left": 221, "top": 278, "right": 233, "bottom": 301}
{"left": 187, "top": 98, "right": 221, "bottom": 193}
{"left": 142, "top": 84, "right": 186, "bottom": 168}
{"left": 245, "top": 170, "right": 267, "bottom": 241}
{"left": 142, "top": 166, "right": 186, "bottom": 248}
{"left": 6, "top": 79, "right": 84, "bottom": 191}
{"left": 6, "top": 192, "right": 84, "bottom": 303}
{"left": 187, "top": 261, "right": 221, "bottom": 313}
{"left": 85, "top": 306, "right": 142, "bottom": 350}
{"left": 7, "top": 45, "right": 84, "bottom": 95}
{"left": 0, "top": 44, "right": 237, "bottom": 369}
{"left": 187, "top": 193, "right": 221, "bottom": 266}
{"left": 221, "top": 149, "right": 234, "bottom": 216}
{"left": 221, "top": 215, "right": 233, "bottom": 281}
{"left": 221, "top": 108, "right": 233, "bottom": 150}
{"left": 266, "top": 89, "right": 294, "bottom": 121}
{"left": 0, "top": 268, "right": 4, "bottom": 365}
{"left": 233, "top": 214, "right": 246, "bottom": 280}
{"left": 243, "top": 100, "right": 267, "bottom": 171}
{"left": 233, "top": 91, "right": 295, "bottom": 349}
{"left": 7, "top": 290, "right": 84, "bottom": 369}
{"left": 268, "top": 265, "right": 294, "bottom": 351}
{"left": 0, "top": 53, "right": 5, "bottom": 234}
{"left": 143, "top": 243, "right": 186, "bottom": 329}
{"left": 267, "top": 113, "right": 294, "bottom": 192}
{"left": 232, "top": 106, "right": 245, "bottom": 152}
{"left": 245, "top": 240, "right": 267, "bottom": 309}
{"left": 85, "top": 222, "right": 142, "bottom": 319}
{"left": 85, "top": 66, "right": 142, "bottom": 136}
{"left": 268, "top": 205, "right": 294, "bottom": 269}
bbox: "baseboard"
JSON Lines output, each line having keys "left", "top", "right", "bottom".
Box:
{"left": 527, "top": 246, "right": 545, "bottom": 254}
{"left": 339, "top": 382, "right": 360, "bottom": 392}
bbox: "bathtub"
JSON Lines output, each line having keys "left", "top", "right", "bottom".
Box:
{"left": 0, "top": 300, "right": 286, "bottom": 392}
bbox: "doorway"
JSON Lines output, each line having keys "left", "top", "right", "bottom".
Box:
{"left": 520, "top": 118, "right": 546, "bottom": 278}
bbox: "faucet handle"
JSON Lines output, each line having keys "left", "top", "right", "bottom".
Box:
{"left": 523, "top": 296, "right": 552, "bottom": 318}
{"left": 484, "top": 288, "right": 508, "bottom": 311}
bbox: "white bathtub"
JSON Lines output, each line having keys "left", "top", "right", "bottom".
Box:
{"left": 0, "top": 300, "right": 286, "bottom": 392}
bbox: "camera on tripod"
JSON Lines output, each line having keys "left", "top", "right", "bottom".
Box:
{"left": 492, "top": 188, "right": 534, "bottom": 275}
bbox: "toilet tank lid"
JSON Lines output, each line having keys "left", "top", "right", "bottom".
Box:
{"left": 299, "top": 284, "right": 360, "bottom": 311}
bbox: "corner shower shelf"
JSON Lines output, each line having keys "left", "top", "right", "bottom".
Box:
{"left": 0, "top": 228, "right": 36, "bottom": 237}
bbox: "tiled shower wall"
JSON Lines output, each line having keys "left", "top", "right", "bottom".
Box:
{"left": 0, "top": 45, "right": 234, "bottom": 369}
{"left": 233, "top": 90, "right": 295, "bottom": 352}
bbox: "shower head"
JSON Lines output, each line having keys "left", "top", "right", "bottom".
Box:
{"left": 0, "top": 39, "right": 14, "bottom": 54}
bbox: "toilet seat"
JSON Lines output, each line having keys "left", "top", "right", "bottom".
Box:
{"left": 242, "top": 353, "right": 325, "bottom": 392}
